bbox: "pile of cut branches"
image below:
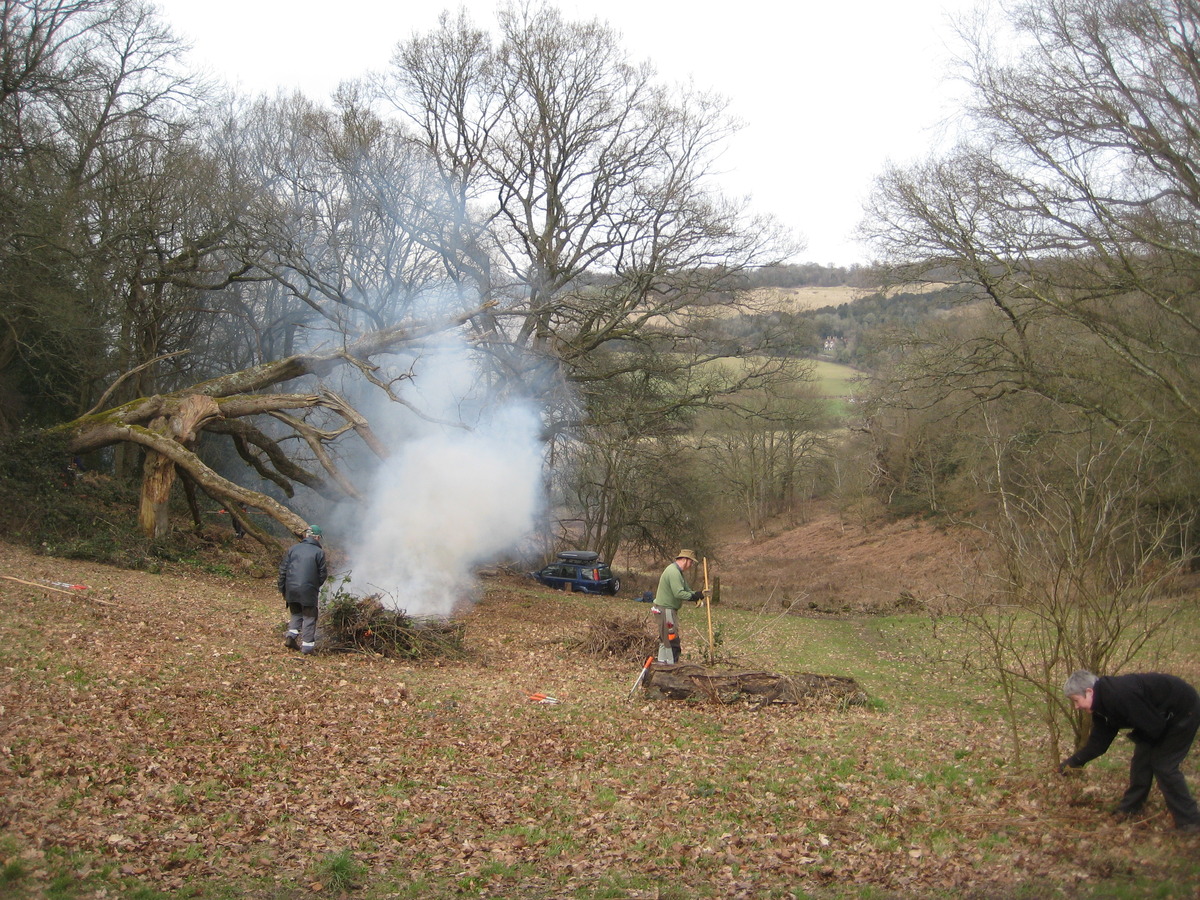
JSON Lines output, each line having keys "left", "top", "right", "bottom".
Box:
{"left": 321, "top": 592, "right": 466, "bottom": 659}
{"left": 643, "top": 664, "right": 869, "bottom": 706}
{"left": 567, "top": 614, "right": 656, "bottom": 661}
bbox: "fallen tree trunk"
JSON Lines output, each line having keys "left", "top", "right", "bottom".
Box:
{"left": 642, "top": 663, "right": 868, "bottom": 706}
{"left": 49, "top": 304, "right": 493, "bottom": 543}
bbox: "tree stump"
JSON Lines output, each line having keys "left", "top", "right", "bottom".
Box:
{"left": 642, "top": 663, "right": 868, "bottom": 706}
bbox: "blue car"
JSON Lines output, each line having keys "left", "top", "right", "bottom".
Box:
{"left": 530, "top": 551, "right": 621, "bottom": 595}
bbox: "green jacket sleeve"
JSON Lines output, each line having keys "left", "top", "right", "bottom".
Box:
{"left": 654, "top": 563, "right": 693, "bottom": 610}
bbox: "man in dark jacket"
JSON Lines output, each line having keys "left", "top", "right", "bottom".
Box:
{"left": 1060, "top": 670, "right": 1200, "bottom": 832}
{"left": 279, "top": 526, "right": 328, "bottom": 655}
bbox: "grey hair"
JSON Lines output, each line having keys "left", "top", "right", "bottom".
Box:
{"left": 1063, "top": 670, "right": 1098, "bottom": 697}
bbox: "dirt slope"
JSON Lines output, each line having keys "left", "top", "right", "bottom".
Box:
{"left": 716, "top": 511, "right": 976, "bottom": 614}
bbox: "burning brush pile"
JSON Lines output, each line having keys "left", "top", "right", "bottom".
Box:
{"left": 321, "top": 591, "right": 466, "bottom": 660}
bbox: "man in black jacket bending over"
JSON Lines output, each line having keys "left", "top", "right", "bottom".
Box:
{"left": 279, "top": 526, "right": 328, "bottom": 655}
{"left": 1060, "top": 670, "right": 1200, "bottom": 833}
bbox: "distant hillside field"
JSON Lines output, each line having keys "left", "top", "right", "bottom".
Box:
{"left": 742, "top": 283, "right": 950, "bottom": 314}
{"left": 744, "top": 285, "right": 871, "bottom": 312}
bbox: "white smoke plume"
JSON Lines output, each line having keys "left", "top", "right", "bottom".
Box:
{"left": 344, "top": 340, "right": 544, "bottom": 617}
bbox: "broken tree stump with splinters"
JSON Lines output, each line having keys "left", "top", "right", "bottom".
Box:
{"left": 641, "top": 663, "right": 868, "bottom": 706}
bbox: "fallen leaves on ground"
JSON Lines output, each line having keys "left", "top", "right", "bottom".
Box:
{"left": 0, "top": 540, "right": 1196, "bottom": 898}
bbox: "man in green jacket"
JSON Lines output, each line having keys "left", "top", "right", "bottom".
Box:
{"left": 652, "top": 549, "right": 707, "bottom": 663}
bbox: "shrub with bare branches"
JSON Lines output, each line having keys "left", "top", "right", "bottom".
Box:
{"left": 566, "top": 615, "right": 656, "bottom": 662}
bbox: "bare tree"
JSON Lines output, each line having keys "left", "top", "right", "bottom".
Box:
{"left": 863, "top": 0, "right": 1200, "bottom": 468}
{"left": 946, "top": 424, "right": 1189, "bottom": 764}
{"left": 0, "top": 0, "right": 272, "bottom": 449}
{"left": 860, "top": 2, "right": 1200, "bottom": 739}
{"left": 697, "top": 377, "right": 830, "bottom": 538}
{"left": 381, "top": 4, "right": 798, "bottom": 429}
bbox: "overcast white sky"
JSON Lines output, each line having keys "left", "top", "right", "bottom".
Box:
{"left": 152, "top": 0, "right": 978, "bottom": 267}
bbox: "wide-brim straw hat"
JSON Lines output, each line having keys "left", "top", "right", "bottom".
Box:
{"left": 675, "top": 549, "right": 699, "bottom": 563}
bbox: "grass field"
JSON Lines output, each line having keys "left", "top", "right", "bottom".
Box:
{"left": 1, "top": 542, "right": 1198, "bottom": 899}
{"left": 810, "top": 359, "right": 860, "bottom": 399}
{"left": 701, "top": 357, "right": 858, "bottom": 399}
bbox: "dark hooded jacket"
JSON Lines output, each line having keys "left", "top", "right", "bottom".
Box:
{"left": 1064, "top": 673, "right": 1200, "bottom": 767}
{"left": 278, "top": 536, "right": 328, "bottom": 607}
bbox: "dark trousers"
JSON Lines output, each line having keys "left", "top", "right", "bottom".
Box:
{"left": 286, "top": 602, "right": 318, "bottom": 645}
{"left": 1118, "top": 711, "right": 1200, "bottom": 827}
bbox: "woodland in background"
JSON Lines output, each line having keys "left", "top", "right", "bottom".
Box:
{"left": 0, "top": 0, "right": 976, "bottom": 564}
{"left": 0, "top": 0, "right": 815, "bottom": 559}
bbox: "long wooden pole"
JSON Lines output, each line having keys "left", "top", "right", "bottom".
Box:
{"left": 1, "top": 575, "right": 76, "bottom": 595}
{"left": 0, "top": 575, "right": 117, "bottom": 605}
{"left": 703, "top": 557, "right": 714, "bottom": 663}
